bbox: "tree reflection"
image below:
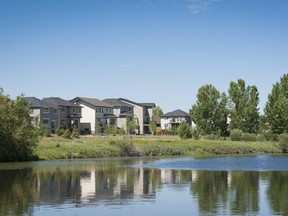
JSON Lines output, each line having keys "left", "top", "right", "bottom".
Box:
{"left": 0, "top": 169, "right": 37, "bottom": 216}
{"left": 230, "top": 171, "right": 259, "bottom": 214}
{"left": 266, "top": 171, "right": 288, "bottom": 215}
{"left": 191, "top": 171, "right": 229, "bottom": 214}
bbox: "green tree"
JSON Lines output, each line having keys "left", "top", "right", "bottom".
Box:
{"left": 0, "top": 89, "right": 39, "bottom": 162}
{"left": 95, "top": 119, "right": 101, "bottom": 135}
{"left": 153, "top": 106, "right": 164, "bottom": 116}
{"left": 190, "top": 84, "right": 229, "bottom": 136}
{"left": 264, "top": 74, "right": 288, "bottom": 134}
{"left": 228, "top": 79, "right": 260, "bottom": 133}
{"left": 149, "top": 116, "right": 157, "bottom": 135}
{"left": 126, "top": 116, "right": 137, "bottom": 134}
{"left": 178, "top": 121, "right": 192, "bottom": 139}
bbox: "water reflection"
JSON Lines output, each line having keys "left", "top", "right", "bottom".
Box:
{"left": 0, "top": 157, "right": 288, "bottom": 216}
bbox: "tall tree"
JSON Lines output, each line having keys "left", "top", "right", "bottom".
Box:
{"left": 228, "top": 79, "right": 260, "bottom": 133}
{"left": 153, "top": 106, "right": 164, "bottom": 116}
{"left": 0, "top": 89, "right": 39, "bottom": 161}
{"left": 190, "top": 84, "right": 229, "bottom": 136}
{"left": 264, "top": 74, "right": 288, "bottom": 134}
{"left": 148, "top": 117, "right": 157, "bottom": 135}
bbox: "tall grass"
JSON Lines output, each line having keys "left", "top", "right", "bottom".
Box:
{"left": 35, "top": 135, "right": 282, "bottom": 160}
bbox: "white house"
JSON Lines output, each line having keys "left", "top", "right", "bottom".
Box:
{"left": 161, "top": 109, "right": 192, "bottom": 130}
{"left": 70, "top": 97, "right": 115, "bottom": 134}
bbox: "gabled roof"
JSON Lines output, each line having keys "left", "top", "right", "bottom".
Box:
{"left": 24, "top": 97, "right": 57, "bottom": 108}
{"left": 103, "top": 98, "right": 132, "bottom": 107}
{"left": 119, "top": 98, "right": 155, "bottom": 108}
{"left": 71, "top": 97, "right": 113, "bottom": 108}
{"left": 139, "top": 103, "right": 156, "bottom": 108}
{"left": 162, "top": 109, "right": 190, "bottom": 118}
{"left": 43, "top": 97, "right": 80, "bottom": 107}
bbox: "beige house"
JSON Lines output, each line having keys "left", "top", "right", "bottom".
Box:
{"left": 71, "top": 97, "right": 115, "bottom": 134}
{"left": 118, "top": 98, "right": 155, "bottom": 134}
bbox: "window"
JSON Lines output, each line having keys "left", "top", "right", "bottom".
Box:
{"left": 128, "top": 107, "right": 132, "bottom": 112}
{"left": 51, "top": 120, "right": 55, "bottom": 129}
{"left": 61, "top": 119, "right": 66, "bottom": 126}
{"left": 54, "top": 109, "right": 58, "bottom": 114}
{"left": 42, "top": 118, "right": 49, "bottom": 125}
{"left": 43, "top": 107, "right": 50, "bottom": 113}
{"left": 106, "top": 108, "right": 108, "bottom": 112}
{"left": 96, "top": 108, "right": 103, "bottom": 113}
{"left": 79, "top": 108, "right": 81, "bottom": 113}
{"left": 61, "top": 107, "right": 66, "bottom": 113}
{"left": 72, "top": 108, "right": 76, "bottom": 113}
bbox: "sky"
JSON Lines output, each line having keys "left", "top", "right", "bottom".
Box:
{"left": 1, "top": 0, "right": 288, "bottom": 114}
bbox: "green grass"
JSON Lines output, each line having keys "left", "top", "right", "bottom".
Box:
{"left": 35, "top": 135, "right": 282, "bottom": 160}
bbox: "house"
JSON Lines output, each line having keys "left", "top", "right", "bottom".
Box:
{"left": 70, "top": 97, "right": 115, "bottom": 134}
{"left": 24, "top": 97, "right": 82, "bottom": 132}
{"left": 161, "top": 109, "right": 192, "bottom": 130}
{"left": 102, "top": 98, "right": 134, "bottom": 131}
{"left": 42, "top": 97, "right": 82, "bottom": 130}
{"left": 118, "top": 98, "right": 156, "bottom": 134}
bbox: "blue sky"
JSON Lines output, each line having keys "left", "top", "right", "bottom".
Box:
{"left": 1, "top": 0, "right": 287, "bottom": 113}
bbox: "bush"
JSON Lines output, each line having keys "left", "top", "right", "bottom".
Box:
{"left": 278, "top": 133, "right": 288, "bottom": 153}
{"left": 191, "top": 127, "right": 201, "bottom": 140}
{"left": 256, "top": 134, "right": 266, "bottom": 142}
{"left": 72, "top": 128, "right": 80, "bottom": 138}
{"left": 44, "top": 127, "right": 51, "bottom": 137}
{"left": 55, "top": 127, "right": 64, "bottom": 136}
{"left": 62, "top": 129, "right": 71, "bottom": 139}
{"left": 242, "top": 133, "right": 257, "bottom": 141}
{"left": 261, "top": 129, "right": 275, "bottom": 141}
{"left": 109, "top": 140, "right": 139, "bottom": 156}
{"left": 118, "top": 127, "right": 125, "bottom": 135}
{"left": 205, "top": 133, "right": 221, "bottom": 140}
{"left": 230, "top": 129, "right": 243, "bottom": 141}
{"left": 178, "top": 121, "right": 192, "bottom": 139}
{"left": 104, "top": 126, "right": 117, "bottom": 136}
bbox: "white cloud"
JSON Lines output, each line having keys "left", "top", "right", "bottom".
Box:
{"left": 186, "top": 0, "right": 221, "bottom": 14}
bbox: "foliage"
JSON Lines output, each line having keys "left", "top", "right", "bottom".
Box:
{"left": 118, "top": 127, "right": 125, "bottom": 135}
{"left": 228, "top": 79, "right": 260, "bottom": 133}
{"left": 278, "top": 133, "right": 288, "bottom": 153}
{"left": 62, "top": 129, "right": 71, "bottom": 139}
{"left": 95, "top": 119, "right": 102, "bottom": 135}
{"left": 109, "top": 140, "right": 139, "bottom": 157}
{"left": 264, "top": 74, "right": 288, "bottom": 134}
{"left": 0, "top": 89, "right": 39, "bottom": 161}
{"left": 148, "top": 116, "right": 157, "bottom": 135}
{"left": 230, "top": 129, "right": 243, "bottom": 141}
{"left": 178, "top": 121, "right": 192, "bottom": 139}
{"left": 191, "top": 127, "right": 201, "bottom": 140}
{"left": 104, "top": 125, "right": 117, "bottom": 136}
{"left": 55, "top": 127, "right": 64, "bottom": 136}
{"left": 126, "top": 116, "right": 137, "bottom": 134}
{"left": 153, "top": 106, "right": 164, "bottom": 116}
{"left": 72, "top": 128, "right": 80, "bottom": 138}
{"left": 162, "top": 128, "right": 178, "bottom": 135}
{"left": 190, "top": 84, "right": 229, "bottom": 137}
{"left": 44, "top": 127, "right": 52, "bottom": 137}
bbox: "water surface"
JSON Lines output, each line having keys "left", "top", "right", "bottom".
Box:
{"left": 0, "top": 155, "right": 288, "bottom": 216}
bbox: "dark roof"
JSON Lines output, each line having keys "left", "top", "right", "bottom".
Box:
{"left": 139, "top": 103, "right": 156, "bottom": 108}
{"left": 71, "top": 97, "right": 113, "bottom": 108}
{"left": 24, "top": 97, "right": 57, "bottom": 108}
{"left": 43, "top": 97, "right": 80, "bottom": 107}
{"left": 119, "top": 98, "right": 155, "bottom": 108}
{"left": 103, "top": 98, "right": 132, "bottom": 107}
{"left": 162, "top": 109, "right": 190, "bottom": 118}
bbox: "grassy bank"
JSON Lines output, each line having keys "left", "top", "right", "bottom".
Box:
{"left": 35, "top": 135, "right": 282, "bottom": 160}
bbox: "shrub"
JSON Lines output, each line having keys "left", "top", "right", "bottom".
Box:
{"left": 109, "top": 140, "right": 139, "bottom": 156}
{"left": 191, "top": 127, "right": 201, "bottom": 140}
{"left": 118, "top": 127, "right": 125, "bottom": 135}
{"left": 230, "top": 129, "right": 243, "bottom": 141}
{"left": 62, "top": 129, "right": 71, "bottom": 139}
{"left": 104, "top": 126, "right": 117, "bottom": 136}
{"left": 72, "top": 128, "right": 80, "bottom": 138}
{"left": 242, "top": 133, "right": 257, "bottom": 141}
{"left": 261, "top": 129, "right": 275, "bottom": 141}
{"left": 278, "top": 133, "right": 288, "bottom": 153}
{"left": 55, "top": 127, "right": 64, "bottom": 136}
{"left": 256, "top": 134, "right": 266, "bottom": 142}
{"left": 44, "top": 127, "right": 51, "bottom": 137}
{"left": 178, "top": 121, "right": 192, "bottom": 139}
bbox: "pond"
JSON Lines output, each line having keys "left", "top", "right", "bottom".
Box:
{"left": 0, "top": 155, "right": 288, "bottom": 216}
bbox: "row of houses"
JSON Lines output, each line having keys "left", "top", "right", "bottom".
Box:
{"left": 24, "top": 96, "right": 192, "bottom": 135}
